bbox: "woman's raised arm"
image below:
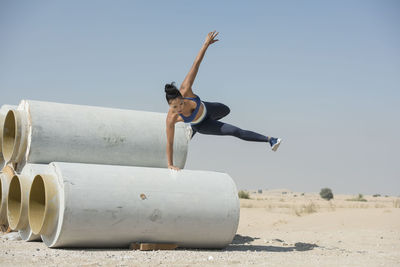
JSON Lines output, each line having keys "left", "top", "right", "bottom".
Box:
{"left": 180, "top": 31, "right": 219, "bottom": 96}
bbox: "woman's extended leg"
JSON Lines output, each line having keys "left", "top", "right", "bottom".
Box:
{"left": 192, "top": 118, "right": 270, "bottom": 143}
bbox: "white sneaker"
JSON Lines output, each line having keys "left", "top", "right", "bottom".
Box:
{"left": 270, "top": 138, "right": 282, "bottom": 152}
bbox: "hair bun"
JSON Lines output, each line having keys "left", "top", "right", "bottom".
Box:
{"left": 164, "top": 82, "right": 177, "bottom": 94}
{"left": 164, "top": 81, "right": 182, "bottom": 103}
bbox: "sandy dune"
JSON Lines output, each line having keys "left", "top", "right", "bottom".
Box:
{"left": 1, "top": 190, "right": 399, "bottom": 266}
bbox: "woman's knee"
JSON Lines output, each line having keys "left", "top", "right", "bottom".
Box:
{"left": 223, "top": 104, "right": 231, "bottom": 117}
{"left": 215, "top": 103, "right": 230, "bottom": 120}
{"left": 203, "top": 101, "right": 230, "bottom": 120}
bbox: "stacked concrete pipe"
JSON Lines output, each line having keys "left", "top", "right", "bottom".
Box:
{"left": 8, "top": 164, "right": 50, "bottom": 241}
{"left": 0, "top": 105, "right": 16, "bottom": 170}
{"left": 7, "top": 164, "right": 53, "bottom": 241}
{"left": 2, "top": 100, "right": 191, "bottom": 172}
{"left": 28, "top": 162, "right": 240, "bottom": 248}
{"left": 0, "top": 164, "right": 16, "bottom": 231}
{"left": 0, "top": 99, "right": 240, "bottom": 249}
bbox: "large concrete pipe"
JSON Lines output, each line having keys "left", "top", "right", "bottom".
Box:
{"left": 2, "top": 100, "right": 191, "bottom": 172}
{"left": 0, "top": 105, "right": 16, "bottom": 170}
{"left": 7, "top": 164, "right": 49, "bottom": 242}
{"left": 17, "top": 164, "right": 49, "bottom": 241}
{"left": 0, "top": 165, "right": 16, "bottom": 231}
{"left": 29, "top": 162, "right": 240, "bottom": 248}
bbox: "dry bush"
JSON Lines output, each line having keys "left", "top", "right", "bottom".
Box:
{"left": 394, "top": 198, "right": 400, "bottom": 208}
{"left": 292, "top": 202, "right": 318, "bottom": 216}
{"left": 346, "top": 193, "right": 367, "bottom": 202}
{"left": 238, "top": 190, "right": 250, "bottom": 199}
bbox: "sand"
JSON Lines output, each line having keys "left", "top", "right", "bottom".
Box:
{"left": 1, "top": 190, "right": 399, "bottom": 266}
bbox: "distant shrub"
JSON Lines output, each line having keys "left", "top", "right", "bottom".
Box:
{"left": 347, "top": 193, "right": 367, "bottom": 202}
{"left": 320, "top": 188, "right": 333, "bottom": 200}
{"left": 258, "top": 189, "right": 263, "bottom": 194}
{"left": 238, "top": 190, "right": 250, "bottom": 199}
{"left": 373, "top": 194, "right": 381, "bottom": 197}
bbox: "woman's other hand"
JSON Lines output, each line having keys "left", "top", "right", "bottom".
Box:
{"left": 204, "top": 30, "right": 219, "bottom": 46}
{"left": 168, "top": 165, "right": 181, "bottom": 171}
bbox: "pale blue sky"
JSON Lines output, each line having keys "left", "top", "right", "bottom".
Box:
{"left": 1, "top": 0, "right": 399, "bottom": 195}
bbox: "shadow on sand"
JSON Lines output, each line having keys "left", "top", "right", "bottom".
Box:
{"left": 42, "top": 234, "right": 319, "bottom": 253}
{"left": 222, "top": 234, "right": 319, "bottom": 252}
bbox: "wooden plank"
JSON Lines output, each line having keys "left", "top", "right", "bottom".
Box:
{"left": 129, "top": 243, "right": 178, "bottom": 251}
{"left": 129, "top": 243, "right": 140, "bottom": 250}
{"left": 140, "top": 243, "right": 178, "bottom": 251}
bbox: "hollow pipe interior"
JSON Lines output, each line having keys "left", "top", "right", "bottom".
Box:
{"left": 7, "top": 175, "right": 21, "bottom": 229}
{"left": 29, "top": 175, "right": 46, "bottom": 234}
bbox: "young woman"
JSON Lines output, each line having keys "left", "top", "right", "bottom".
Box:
{"left": 165, "top": 31, "right": 281, "bottom": 171}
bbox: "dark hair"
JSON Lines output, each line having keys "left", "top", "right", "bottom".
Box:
{"left": 165, "top": 82, "right": 182, "bottom": 104}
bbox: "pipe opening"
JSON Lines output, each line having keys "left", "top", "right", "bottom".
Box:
{"left": 29, "top": 175, "right": 46, "bottom": 234}
{"left": 2, "top": 111, "right": 16, "bottom": 162}
{"left": 7, "top": 175, "right": 21, "bottom": 229}
{"left": 0, "top": 179, "right": 2, "bottom": 208}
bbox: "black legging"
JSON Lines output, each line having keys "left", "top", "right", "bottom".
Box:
{"left": 190, "top": 101, "right": 270, "bottom": 142}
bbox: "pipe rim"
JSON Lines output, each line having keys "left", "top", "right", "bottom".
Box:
{"left": 0, "top": 167, "right": 15, "bottom": 224}
{"left": 0, "top": 177, "right": 3, "bottom": 210}
{"left": 2, "top": 110, "right": 19, "bottom": 162}
{"left": 29, "top": 174, "right": 58, "bottom": 235}
{"left": 7, "top": 175, "right": 22, "bottom": 229}
{"left": 29, "top": 175, "right": 46, "bottom": 234}
{"left": 0, "top": 177, "right": 2, "bottom": 208}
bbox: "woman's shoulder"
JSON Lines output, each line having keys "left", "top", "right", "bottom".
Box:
{"left": 180, "top": 88, "right": 198, "bottom": 99}
{"left": 182, "top": 93, "right": 199, "bottom": 100}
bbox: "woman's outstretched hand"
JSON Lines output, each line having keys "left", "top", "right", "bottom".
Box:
{"left": 204, "top": 30, "right": 219, "bottom": 46}
{"left": 168, "top": 165, "right": 181, "bottom": 171}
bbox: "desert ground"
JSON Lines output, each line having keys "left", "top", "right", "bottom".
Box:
{"left": 1, "top": 190, "right": 399, "bottom": 266}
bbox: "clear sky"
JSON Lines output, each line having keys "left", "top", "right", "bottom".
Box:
{"left": 1, "top": 0, "right": 399, "bottom": 195}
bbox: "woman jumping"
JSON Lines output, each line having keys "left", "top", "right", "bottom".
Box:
{"left": 165, "top": 30, "right": 282, "bottom": 171}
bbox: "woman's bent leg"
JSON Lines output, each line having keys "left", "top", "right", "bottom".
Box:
{"left": 192, "top": 118, "right": 269, "bottom": 142}
{"left": 202, "top": 101, "right": 230, "bottom": 120}
{"left": 190, "top": 101, "right": 230, "bottom": 139}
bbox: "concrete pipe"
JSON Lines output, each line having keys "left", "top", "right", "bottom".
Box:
{"left": 29, "top": 162, "right": 240, "bottom": 248}
{"left": 2, "top": 100, "right": 191, "bottom": 172}
{"left": 0, "top": 105, "right": 16, "bottom": 170}
{"left": 0, "top": 164, "right": 16, "bottom": 230}
{"left": 17, "top": 164, "right": 49, "bottom": 241}
{"left": 7, "top": 164, "right": 49, "bottom": 241}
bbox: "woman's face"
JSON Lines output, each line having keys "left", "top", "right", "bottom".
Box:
{"left": 169, "top": 97, "right": 184, "bottom": 114}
